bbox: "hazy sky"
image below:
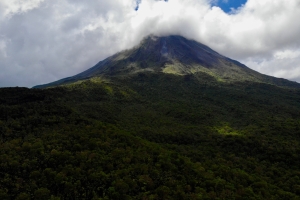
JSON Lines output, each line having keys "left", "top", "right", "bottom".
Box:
{"left": 0, "top": 0, "right": 300, "bottom": 87}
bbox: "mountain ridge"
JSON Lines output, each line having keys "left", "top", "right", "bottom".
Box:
{"left": 34, "top": 35, "right": 300, "bottom": 88}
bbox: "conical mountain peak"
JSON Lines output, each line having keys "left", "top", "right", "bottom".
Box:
{"left": 34, "top": 35, "right": 300, "bottom": 88}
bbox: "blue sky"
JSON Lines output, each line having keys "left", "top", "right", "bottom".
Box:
{"left": 214, "top": 0, "right": 247, "bottom": 13}
{"left": 135, "top": 0, "right": 247, "bottom": 13}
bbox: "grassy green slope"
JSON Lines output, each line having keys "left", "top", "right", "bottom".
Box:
{"left": 1, "top": 73, "right": 300, "bottom": 199}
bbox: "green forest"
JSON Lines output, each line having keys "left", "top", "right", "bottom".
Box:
{"left": 1, "top": 72, "right": 300, "bottom": 199}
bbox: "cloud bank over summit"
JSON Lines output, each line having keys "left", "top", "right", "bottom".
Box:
{"left": 0, "top": 0, "right": 300, "bottom": 87}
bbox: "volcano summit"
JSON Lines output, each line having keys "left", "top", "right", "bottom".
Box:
{"left": 34, "top": 35, "right": 299, "bottom": 88}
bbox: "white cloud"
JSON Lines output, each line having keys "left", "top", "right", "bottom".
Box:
{"left": 0, "top": 0, "right": 300, "bottom": 87}
{"left": 0, "top": 38, "right": 8, "bottom": 58}
{"left": 0, "top": 0, "right": 45, "bottom": 18}
{"left": 243, "top": 49, "right": 300, "bottom": 81}
{"left": 274, "top": 50, "right": 300, "bottom": 60}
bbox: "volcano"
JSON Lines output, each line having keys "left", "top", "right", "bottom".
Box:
{"left": 34, "top": 35, "right": 299, "bottom": 88}
{"left": 3, "top": 35, "right": 300, "bottom": 199}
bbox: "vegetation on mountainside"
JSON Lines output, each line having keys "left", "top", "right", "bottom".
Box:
{"left": 1, "top": 72, "right": 300, "bottom": 199}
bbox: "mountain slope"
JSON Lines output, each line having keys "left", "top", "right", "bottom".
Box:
{"left": 34, "top": 35, "right": 300, "bottom": 88}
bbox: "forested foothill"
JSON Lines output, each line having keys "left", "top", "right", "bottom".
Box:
{"left": 1, "top": 72, "right": 300, "bottom": 199}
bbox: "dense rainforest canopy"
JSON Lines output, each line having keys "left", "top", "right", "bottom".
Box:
{"left": 1, "top": 72, "right": 300, "bottom": 199}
